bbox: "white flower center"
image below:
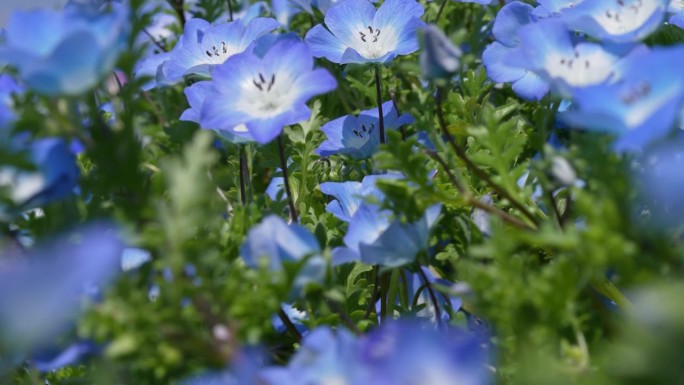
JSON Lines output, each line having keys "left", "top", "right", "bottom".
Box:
{"left": 596, "top": 0, "right": 661, "bottom": 35}
{"left": 203, "top": 40, "right": 242, "bottom": 65}
{"left": 545, "top": 48, "right": 616, "bottom": 87}
{"left": 351, "top": 25, "right": 399, "bottom": 59}
{"left": 235, "top": 71, "right": 295, "bottom": 119}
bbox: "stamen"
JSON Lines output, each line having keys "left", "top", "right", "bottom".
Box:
{"left": 222, "top": 41, "right": 227, "bottom": 53}
{"left": 267, "top": 74, "right": 276, "bottom": 92}
{"left": 253, "top": 80, "right": 263, "bottom": 91}
{"left": 368, "top": 26, "right": 373, "bottom": 34}
{"left": 259, "top": 73, "right": 266, "bottom": 83}
{"left": 206, "top": 50, "right": 213, "bottom": 57}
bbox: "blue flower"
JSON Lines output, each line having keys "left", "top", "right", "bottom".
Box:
{"left": 561, "top": 0, "right": 667, "bottom": 42}
{"left": 259, "top": 327, "right": 365, "bottom": 385}
{"left": 504, "top": 18, "right": 623, "bottom": 96}
{"left": 240, "top": 215, "right": 325, "bottom": 294}
{"left": 562, "top": 46, "right": 684, "bottom": 152}
{"left": 482, "top": 1, "right": 550, "bottom": 101}
{"left": 0, "top": 138, "right": 80, "bottom": 214}
{"left": 0, "top": 222, "right": 124, "bottom": 351}
{"left": 159, "top": 17, "right": 279, "bottom": 83}
{"left": 420, "top": 24, "right": 463, "bottom": 81}
{"left": 32, "top": 341, "right": 99, "bottom": 372}
{"left": 0, "top": 5, "right": 129, "bottom": 95}
{"left": 360, "top": 320, "right": 490, "bottom": 385}
{"left": 320, "top": 175, "right": 441, "bottom": 267}
{"left": 304, "top": 0, "right": 425, "bottom": 64}
{"left": 316, "top": 101, "right": 413, "bottom": 159}
{"left": 637, "top": 142, "right": 684, "bottom": 227}
{"left": 290, "top": 0, "right": 378, "bottom": 15}
{"left": 200, "top": 38, "right": 337, "bottom": 144}
{"left": 180, "top": 80, "right": 254, "bottom": 143}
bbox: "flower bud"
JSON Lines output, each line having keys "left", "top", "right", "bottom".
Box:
{"left": 420, "top": 24, "right": 462, "bottom": 81}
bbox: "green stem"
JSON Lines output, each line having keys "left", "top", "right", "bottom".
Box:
{"left": 591, "top": 278, "right": 631, "bottom": 310}
{"left": 277, "top": 134, "right": 298, "bottom": 222}
{"left": 374, "top": 65, "right": 386, "bottom": 144}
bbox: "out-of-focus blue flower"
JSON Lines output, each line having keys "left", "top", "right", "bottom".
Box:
{"left": 158, "top": 17, "right": 278, "bottom": 83}
{"left": 240, "top": 215, "right": 325, "bottom": 293}
{"left": 533, "top": 0, "right": 584, "bottom": 17}
{"left": 290, "top": 0, "right": 377, "bottom": 16}
{"left": 482, "top": 1, "right": 550, "bottom": 101}
{"left": 260, "top": 321, "right": 489, "bottom": 385}
{"left": 316, "top": 101, "right": 413, "bottom": 159}
{"left": 0, "top": 5, "right": 129, "bottom": 95}
{"left": 0, "top": 74, "right": 22, "bottom": 128}
{"left": 562, "top": 46, "right": 684, "bottom": 152}
{"left": 360, "top": 321, "right": 490, "bottom": 385}
{"left": 180, "top": 80, "right": 254, "bottom": 143}
{"left": 200, "top": 39, "right": 337, "bottom": 144}
{"left": 304, "top": 0, "right": 425, "bottom": 64}
{"left": 505, "top": 18, "right": 623, "bottom": 95}
{"left": 259, "top": 327, "right": 365, "bottom": 385}
{"left": 320, "top": 175, "right": 442, "bottom": 267}
{"left": 454, "top": 0, "right": 494, "bottom": 4}
{"left": 0, "top": 138, "right": 80, "bottom": 214}
{"left": 561, "top": 0, "right": 667, "bottom": 42}
{"left": 419, "top": 24, "right": 463, "bottom": 81}
{"left": 0, "top": 222, "right": 124, "bottom": 351}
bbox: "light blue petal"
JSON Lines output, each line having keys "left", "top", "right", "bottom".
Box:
{"left": 305, "top": 24, "right": 348, "bottom": 63}
{"left": 320, "top": 180, "right": 363, "bottom": 221}
{"left": 511, "top": 71, "right": 549, "bottom": 101}
{"left": 372, "top": 0, "right": 424, "bottom": 34}
{"left": 492, "top": 1, "right": 535, "bottom": 47}
{"left": 343, "top": 205, "right": 392, "bottom": 252}
{"left": 324, "top": 0, "right": 376, "bottom": 49}
{"left": 482, "top": 42, "right": 526, "bottom": 83}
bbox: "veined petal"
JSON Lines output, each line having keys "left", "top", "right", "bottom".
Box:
{"left": 324, "top": 0, "right": 376, "bottom": 50}
{"left": 245, "top": 104, "right": 311, "bottom": 144}
{"left": 372, "top": 0, "right": 424, "bottom": 34}
{"left": 305, "top": 24, "right": 348, "bottom": 62}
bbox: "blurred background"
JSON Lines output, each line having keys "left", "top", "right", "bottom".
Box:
{"left": 0, "top": 0, "right": 63, "bottom": 26}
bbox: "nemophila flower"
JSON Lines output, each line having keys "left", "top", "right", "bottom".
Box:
{"left": 32, "top": 341, "right": 99, "bottom": 373}
{"left": 316, "top": 101, "right": 413, "bottom": 159}
{"left": 0, "top": 222, "right": 124, "bottom": 351}
{"left": 0, "top": 138, "right": 80, "bottom": 215}
{"left": 561, "top": 0, "right": 668, "bottom": 43}
{"left": 320, "top": 175, "right": 442, "bottom": 267}
{"left": 180, "top": 80, "right": 254, "bottom": 143}
{"left": 505, "top": 18, "right": 623, "bottom": 95}
{"left": 259, "top": 327, "right": 366, "bottom": 385}
{"left": 200, "top": 39, "right": 337, "bottom": 144}
{"left": 361, "top": 321, "right": 490, "bottom": 385}
{"left": 159, "top": 17, "right": 278, "bottom": 83}
{"left": 0, "top": 5, "right": 129, "bottom": 95}
{"left": 482, "top": 1, "right": 550, "bottom": 101}
{"left": 240, "top": 215, "right": 325, "bottom": 294}
{"left": 304, "top": 0, "right": 425, "bottom": 64}
{"left": 562, "top": 47, "right": 684, "bottom": 152}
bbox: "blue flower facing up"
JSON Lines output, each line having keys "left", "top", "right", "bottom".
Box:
{"left": 240, "top": 215, "right": 325, "bottom": 294}
{"left": 304, "top": 0, "right": 425, "bottom": 64}
{"left": 562, "top": 47, "right": 684, "bottom": 152}
{"left": 482, "top": 1, "right": 550, "bottom": 101}
{"left": 0, "top": 222, "right": 124, "bottom": 351}
{"left": 200, "top": 39, "right": 337, "bottom": 144}
{"left": 561, "top": 0, "right": 668, "bottom": 43}
{"left": 159, "top": 17, "right": 279, "bottom": 83}
{"left": 320, "top": 174, "right": 442, "bottom": 267}
{"left": 505, "top": 18, "right": 624, "bottom": 96}
{"left": 0, "top": 5, "right": 129, "bottom": 95}
{"left": 316, "top": 101, "right": 413, "bottom": 159}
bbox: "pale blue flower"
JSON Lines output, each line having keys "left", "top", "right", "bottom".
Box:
{"left": 240, "top": 215, "right": 325, "bottom": 294}
{"left": 320, "top": 175, "right": 442, "bottom": 267}
{"left": 562, "top": 46, "right": 684, "bottom": 151}
{"left": 504, "top": 18, "right": 623, "bottom": 96}
{"left": 482, "top": 1, "right": 550, "bottom": 101}
{"left": 0, "top": 5, "right": 129, "bottom": 95}
{"left": 158, "top": 17, "right": 278, "bottom": 83}
{"left": 561, "top": 0, "right": 668, "bottom": 42}
{"left": 304, "top": 0, "right": 425, "bottom": 64}
{"left": 316, "top": 101, "right": 414, "bottom": 159}
{"left": 200, "top": 38, "right": 337, "bottom": 144}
